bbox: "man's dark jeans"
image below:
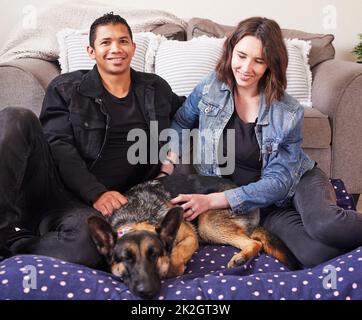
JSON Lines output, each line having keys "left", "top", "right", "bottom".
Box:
{"left": 0, "top": 107, "right": 104, "bottom": 268}
{"left": 261, "top": 166, "right": 362, "bottom": 268}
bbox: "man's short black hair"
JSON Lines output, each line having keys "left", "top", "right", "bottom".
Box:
{"left": 89, "top": 12, "right": 133, "bottom": 47}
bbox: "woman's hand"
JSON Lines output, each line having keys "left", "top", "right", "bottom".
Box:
{"left": 170, "top": 192, "right": 230, "bottom": 221}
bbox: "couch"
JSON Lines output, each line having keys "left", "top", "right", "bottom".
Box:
{"left": 0, "top": 17, "right": 362, "bottom": 196}
{"left": 1, "top": 13, "right": 362, "bottom": 301}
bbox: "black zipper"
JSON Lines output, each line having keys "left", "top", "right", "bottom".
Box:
{"left": 89, "top": 98, "right": 109, "bottom": 170}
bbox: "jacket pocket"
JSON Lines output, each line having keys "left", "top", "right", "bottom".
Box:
{"left": 199, "top": 100, "right": 221, "bottom": 117}
{"left": 70, "top": 114, "right": 106, "bottom": 160}
{"left": 261, "top": 139, "right": 280, "bottom": 169}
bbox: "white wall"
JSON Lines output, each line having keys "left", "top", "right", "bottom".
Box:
{"left": 1, "top": 0, "right": 361, "bottom": 61}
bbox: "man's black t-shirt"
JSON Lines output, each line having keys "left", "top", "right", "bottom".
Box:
{"left": 90, "top": 87, "right": 151, "bottom": 192}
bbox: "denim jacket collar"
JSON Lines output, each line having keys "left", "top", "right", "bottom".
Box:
{"left": 220, "top": 81, "right": 231, "bottom": 93}
{"left": 219, "top": 79, "right": 269, "bottom": 126}
{"left": 256, "top": 92, "right": 270, "bottom": 126}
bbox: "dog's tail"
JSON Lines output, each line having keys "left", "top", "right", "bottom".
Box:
{"left": 251, "top": 227, "right": 301, "bottom": 270}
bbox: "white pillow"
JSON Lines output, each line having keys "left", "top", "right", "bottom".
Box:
{"left": 154, "top": 36, "right": 312, "bottom": 107}
{"left": 155, "top": 36, "right": 225, "bottom": 97}
{"left": 285, "top": 38, "right": 312, "bottom": 107}
{"left": 56, "top": 29, "right": 162, "bottom": 74}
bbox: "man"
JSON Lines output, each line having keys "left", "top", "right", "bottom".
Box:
{"left": 0, "top": 13, "right": 183, "bottom": 267}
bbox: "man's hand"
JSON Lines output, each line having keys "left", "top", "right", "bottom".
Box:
{"left": 93, "top": 191, "right": 128, "bottom": 217}
{"left": 155, "top": 157, "right": 176, "bottom": 178}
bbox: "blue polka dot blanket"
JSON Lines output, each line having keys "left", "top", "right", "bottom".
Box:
{"left": 0, "top": 179, "right": 360, "bottom": 300}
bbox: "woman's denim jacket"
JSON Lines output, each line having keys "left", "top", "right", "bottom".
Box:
{"left": 171, "top": 72, "right": 315, "bottom": 214}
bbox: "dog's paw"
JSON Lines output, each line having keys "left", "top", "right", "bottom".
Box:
{"left": 227, "top": 253, "right": 247, "bottom": 268}
{"left": 167, "top": 263, "right": 186, "bottom": 278}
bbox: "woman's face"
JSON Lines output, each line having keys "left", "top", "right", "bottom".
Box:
{"left": 231, "top": 36, "right": 268, "bottom": 93}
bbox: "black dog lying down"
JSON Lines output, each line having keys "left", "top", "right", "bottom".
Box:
{"left": 88, "top": 175, "right": 299, "bottom": 299}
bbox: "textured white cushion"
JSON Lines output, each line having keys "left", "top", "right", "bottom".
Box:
{"left": 154, "top": 36, "right": 312, "bottom": 107}
{"left": 284, "top": 38, "right": 312, "bottom": 107}
{"left": 155, "top": 36, "right": 225, "bottom": 97}
{"left": 57, "top": 30, "right": 312, "bottom": 107}
{"left": 57, "top": 29, "right": 162, "bottom": 74}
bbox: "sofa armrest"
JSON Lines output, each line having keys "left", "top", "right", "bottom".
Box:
{"left": 0, "top": 58, "right": 59, "bottom": 116}
{"left": 312, "top": 60, "right": 362, "bottom": 194}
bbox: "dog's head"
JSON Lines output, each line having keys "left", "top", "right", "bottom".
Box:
{"left": 88, "top": 207, "right": 183, "bottom": 299}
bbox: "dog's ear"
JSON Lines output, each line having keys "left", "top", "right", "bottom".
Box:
{"left": 156, "top": 207, "right": 183, "bottom": 253}
{"left": 88, "top": 216, "right": 116, "bottom": 258}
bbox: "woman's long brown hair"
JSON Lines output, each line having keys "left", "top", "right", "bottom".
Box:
{"left": 216, "top": 17, "right": 288, "bottom": 106}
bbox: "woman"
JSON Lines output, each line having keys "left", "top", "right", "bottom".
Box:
{"left": 160, "top": 17, "right": 362, "bottom": 268}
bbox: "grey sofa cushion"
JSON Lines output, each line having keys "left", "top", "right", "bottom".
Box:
{"left": 302, "top": 107, "right": 331, "bottom": 149}
{"left": 0, "top": 59, "right": 60, "bottom": 116}
{"left": 187, "top": 17, "right": 235, "bottom": 39}
{"left": 152, "top": 23, "right": 187, "bottom": 40}
{"left": 187, "top": 17, "right": 335, "bottom": 68}
{"left": 282, "top": 29, "right": 335, "bottom": 68}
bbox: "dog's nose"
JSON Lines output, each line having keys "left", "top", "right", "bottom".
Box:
{"left": 136, "top": 283, "right": 157, "bottom": 299}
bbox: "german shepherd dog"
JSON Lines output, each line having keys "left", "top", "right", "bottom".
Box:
{"left": 88, "top": 175, "right": 299, "bottom": 299}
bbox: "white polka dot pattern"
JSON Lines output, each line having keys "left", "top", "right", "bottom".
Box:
{"left": 0, "top": 180, "right": 359, "bottom": 300}
{"left": 0, "top": 244, "right": 362, "bottom": 300}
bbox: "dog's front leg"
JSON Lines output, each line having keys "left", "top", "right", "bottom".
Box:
{"left": 167, "top": 223, "right": 199, "bottom": 278}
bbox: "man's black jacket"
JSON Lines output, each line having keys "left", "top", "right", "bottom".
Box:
{"left": 39, "top": 66, "right": 185, "bottom": 204}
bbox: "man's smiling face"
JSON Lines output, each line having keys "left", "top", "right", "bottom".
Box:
{"left": 87, "top": 23, "right": 136, "bottom": 76}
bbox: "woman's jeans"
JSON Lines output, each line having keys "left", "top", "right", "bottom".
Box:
{"left": 0, "top": 107, "right": 104, "bottom": 269}
{"left": 260, "top": 166, "right": 362, "bottom": 268}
